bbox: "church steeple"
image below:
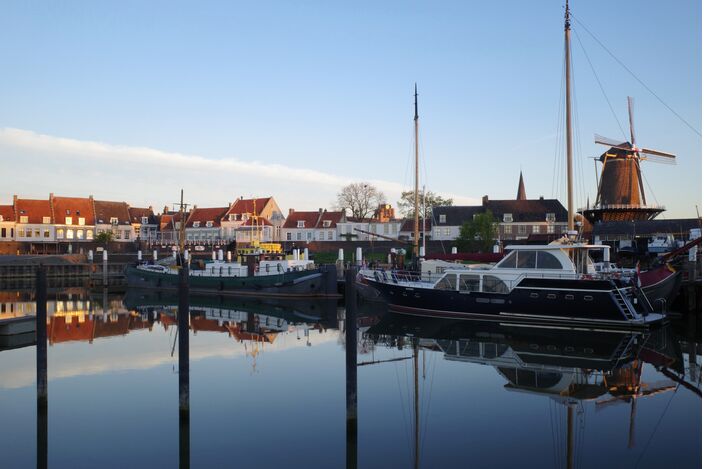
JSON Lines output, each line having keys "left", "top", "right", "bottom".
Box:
{"left": 516, "top": 171, "right": 527, "bottom": 200}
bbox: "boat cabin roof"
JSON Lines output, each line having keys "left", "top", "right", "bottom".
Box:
{"left": 505, "top": 243, "right": 609, "bottom": 251}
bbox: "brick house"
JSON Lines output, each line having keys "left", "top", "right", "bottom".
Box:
{"left": 184, "top": 206, "right": 230, "bottom": 244}
{"left": 282, "top": 209, "right": 345, "bottom": 242}
{"left": 128, "top": 206, "right": 158, "bottom": 242}
{"left": 94, "top": 200, "right": 133, "bottom": 242}
{"left": 221, "top": 197, "right": 285, "bottom": 242}
{"left": 13, "top": 196, "right": 55, "bottom": 244}
{"left": 0, "top": 204, "right": 15, "bottom": 241}
{"left": 51, "top": 194, "right": 96, "bottom": 244}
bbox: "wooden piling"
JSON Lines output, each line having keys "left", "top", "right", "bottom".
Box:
{"left": 178, "top": 259, "right": 190, "bottom": 469}
{"left": 345, "top": 266, "right": 358, "bottom": 469}
{"left": 36, "top": 265, "right": 48, "bottom": 469}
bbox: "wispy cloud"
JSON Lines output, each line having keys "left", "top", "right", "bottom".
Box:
{"left": 0, "top": 127, "right": 480, "bottom": 207}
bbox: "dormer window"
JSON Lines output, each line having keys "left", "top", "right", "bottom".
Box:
{"left": 297, "top": 220, "right": 305, "bottom": 228}
{"left": 141, "top": 216, "right": 149, "bottom": 224}
{"left": 206, "top": 221, "right": 213, "bottom": 228}
{"left": 193, "top": 221, "right": 200, "bottom": 228}
{"left": 20, "top": 216, "right": 28, "bottom": 223}
{"left": 439, "top": 214, "right": 446, "bottom": 224}
{"left": 546, "top": 213, "right": 556, "bottom": 222}
{"left": 78, "top": 217, "right": 86, "bottom": 226}
{"left": 42, "top": 216, "right": 50, "bottom": 224}
{"left": 66, "top": 210, "right": 70, "bottom": 215}
{"left": 323, "top": 220, "right": 331, "bottom": 228}
{"left": 228, "top": 214, "right": 236, "bottom": 221}
{"left": 110, "top": 217, "right": 118, "bottom": 225}
{"left": 65, "top": 216, "right": 73, "bottom": 225}
{"left": 503, "top": 213, "right": 513, "bottom": 223}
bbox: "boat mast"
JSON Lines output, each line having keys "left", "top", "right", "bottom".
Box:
{"left": 178, "top": 189, "right": 186, "bottom": 263}
{"left": 565, "top": 1, "right": 575, "bottom": 231}
{"left": 413, "top": 84, "right": 420, "bottom": 257}
{"left": 413, "top": 340, "right": 419, "bottom": 469}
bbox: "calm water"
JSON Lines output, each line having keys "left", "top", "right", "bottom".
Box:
{"left": 0, "top": 288, "right": 700, "bottom": 468}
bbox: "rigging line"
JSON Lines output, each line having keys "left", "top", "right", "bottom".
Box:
{"left": 393, "top": 355, "right": 413, "bottom": 462}
{"left": 573, "top": 28, "right": 628, "bottom": 142}
{"left": 552, "top": 54, "right": 567, "bottom": 199}
{"left": 420, "top": 351, "right": 438, "bottom": 459}
{"left": 633, "top": 383, "right": 680, "bottom": 469}
{"left": 569, "top": 12, "right": 701, "bottom": 138}
{"left": 640, "top": 170, "right": 661, "bottom": 207}
{"left": 570, "top": 42, "right": 586, "bottom": 208}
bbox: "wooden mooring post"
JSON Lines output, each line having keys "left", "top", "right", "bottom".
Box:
{"left": 36, "top": 265, "right": 48, "bottom": 469}
{"left": 345, "top": 266, "right": 358, "bottom": 469}
{"left": 178, "top": 260, "right": 190, "bottom": 469}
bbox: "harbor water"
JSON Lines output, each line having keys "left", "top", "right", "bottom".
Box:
{"left": 0, "top": 288, "right": 700, "bottom": 468}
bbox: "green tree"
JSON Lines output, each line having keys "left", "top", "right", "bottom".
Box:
{"left": 397, "top": 190, "right": 453, "bottom": 219}
{"left": 95, "top": 231, "right": 114, "bottom": 244}
{"left": 456, "top": 210, "right": 498, "bottom": 253}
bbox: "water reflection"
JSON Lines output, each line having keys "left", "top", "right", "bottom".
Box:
{"left": 0, "top": 287, "right": 699, "bottom": 468}
{"left": 365, "top": 314, "right": 700, "bottom": 468}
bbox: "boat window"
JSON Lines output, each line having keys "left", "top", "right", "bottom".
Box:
{"left": 434, "top": 275, "right": 456, "bottom": 290}
{"left": 482, "top": 275, "right": 509, "bottom": 294}
{"left": 516, "top": 251, "right": 536, "bottom": 269}
{"left": 496, "top": 251, "right": 517, "bottom": 268}
{"left": 458, "top": 274, "right": 481, "bottom": 292}
{"left": 537, "top": 251, "right": 562, "bottom": 269}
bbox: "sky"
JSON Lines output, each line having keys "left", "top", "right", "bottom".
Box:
{"left": 0, "top": 0, "right": 700, "bottom": 217}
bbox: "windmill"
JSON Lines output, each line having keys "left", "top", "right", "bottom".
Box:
{"left": 581, "top": 96, "right": 676, "bottom": 223}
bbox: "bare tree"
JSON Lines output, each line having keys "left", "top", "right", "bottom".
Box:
{"left": 335, "top": 182, "right": 386, "bottom": 219}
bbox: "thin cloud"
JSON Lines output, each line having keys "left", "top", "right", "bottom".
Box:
{"left": 0, "top": 127, "right": 480, "bottom": 208}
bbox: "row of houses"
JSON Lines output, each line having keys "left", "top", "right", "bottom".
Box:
{"left": 0, "top": 175, "right": 571, "bottom": 250}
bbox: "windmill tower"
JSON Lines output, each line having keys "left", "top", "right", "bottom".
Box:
{"left": 581, "top": 97, "right": 676, "bottom": 223}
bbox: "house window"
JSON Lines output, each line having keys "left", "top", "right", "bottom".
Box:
{"left": 43, "top": 230, "right": 50, "bottom": 238}
{"left": 323, "top": 220, "right": 331, "bottom": 228}
{"left": 124, "top": 230, "right": 131, "bottom": 239}
{"left": 26, "top": 229, "right": 32, "bottom": 238}
{"left": 141, "top": 216, "right": 149, "bottom": 224}
{"left": 115, "top": 230, "right": 122, "bottom": 240}
{"left": 547, "top": 225, "right": 555, "bottom": 234}
{"left": 56, "top": 229, "right": 64, "bottom": 239}
{"left": 34, "top": 229, "right": 40, "bottom": 237}
{"left": 296, "top": 232, "right": 302, "bottom": 241}
{"left": 65, "top": 216, "right": 73, "bottom": 225}
{"left": 532, "top": 225, "right": 540, "bottom": 234}
{"left": 206, "top": 221, "right": 213, "bottom": 228}
{"left": 518, "top": 225, "right": 527, "bottom": 235}
{"left": 546, "top": 213, "right": 556, "bottom": 222}
{"left": 503, "top": 225, "right": 512, "bottom": 234}
{"left": 78, "top": 217, "right": 85, "bottom": 226}
{"left": 193, "top": 221, "right": 200, "bottom": 228}
{"left": 439, "top": 214, "right": 446, "bottom": 223}
{"left": 42, "top": 216, "right": 50, "bottom": 224}
{"left": 228, "top": 214, "right": 236, "bottom": 221}
{"left": 76, "top": 230, "right": 84, "bottom": 240}
{"left": 503, "top": 213, "right": 513, "bottom": 223}
{"left": 297, "top": 220, "right": 305, "bottom": 228}
{"left": 0, "top": 228, "right": 5, "bottom": 238}
{"left": 20, "top": 216, "right": 28, "bottom": 223}
{"left": 66, "top": 229, "right": 74, "bottom": 239}
{"left": 319, "top": 231, "right": 324, "bottom": 240}
{"left": 18, "top": 228, "right": 25, "bottom": 237}
{"left": 287, "top": 232, "right": 292, "bottom": 241}
{"left": 435, "top": 228, "right": 441, "bottom": 237}
{"left": 307, "top": 232, "right": 312, "bottom": 241}
{"left": 328, "top": 231, "right": 333, "bottom": 240}
{"left": 444, "top": 227, "right": 451, "bottom": 236}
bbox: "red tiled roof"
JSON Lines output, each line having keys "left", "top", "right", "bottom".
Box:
{"left": 128, "top": 207, "right": 156, "bottom": 224}
{"left": 191, "top": 316, "right": 227, "bottom": 333}
{"left": 52, "top": 196, "right": 95, "bottom": 225}
{"left": 185, "top": 207, "right": 229, "bottom": 228}
{"left": 282, "top": 210, "right": 321, "bottom": 229}
{"left": 240, "top": 217, "right": 273, "bottom": 227}
{"left": 93, "top": 315, "right": 130, "bottom": 338}
{"left": 15, "top": 198, "right": 52, "bottom": 224}
{"left": 0, "top": 205, "right": 14, "bottom": 222}
{"left": 226, "top": 197, "right": 272, "bottom": 217}
{"left": 49, "top": 316, "right": 95, "bottom": 344}
{"left": 317, "top": 211, "right": 344, "bottom": 229}
{"left": 94, "top": 200, "right": 131, "bottom": 225}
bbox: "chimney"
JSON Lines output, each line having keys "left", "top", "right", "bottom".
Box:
{"left": 539, "top": 196, "right": 544, "bottom": 200}
{"left": 164, "top": 205, "right": 169, "bottom": 214}
{"left": 289, "top": 208, "right": 295, "bottom": 216}
{"left": 482, "top": 195, "right": 489, "bottom": 205}
{"left": 319, "top": 208, "right": 323, "bottom": 213}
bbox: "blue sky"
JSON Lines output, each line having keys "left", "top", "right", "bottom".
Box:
{"left": 0, "top": 0, "right": 700, "bottom": 217}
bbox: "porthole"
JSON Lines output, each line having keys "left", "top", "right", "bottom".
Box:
{"left": 547, "top": 294, "right": 557, "bottom": 300}
{"left": 565, "top": 294, "right": 574, "bottom": 300}
{"left": 584, "top": 295, "right": 593, "bottom": 301}
{"left": 529, "top": 293, "right": 539, "bottom": 299}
